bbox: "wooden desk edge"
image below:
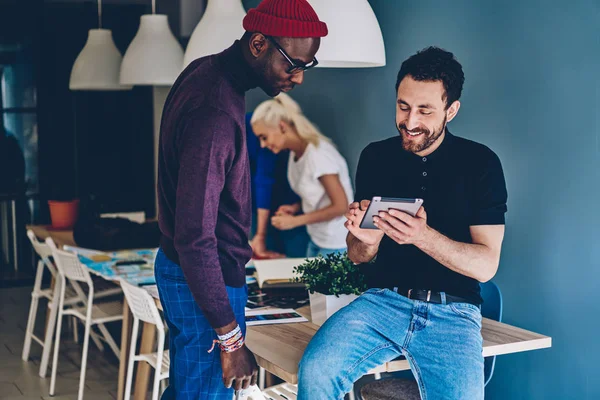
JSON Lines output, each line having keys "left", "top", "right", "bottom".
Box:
{"left": 482, "top": 337, "right": 552, "bottom": 358}
{"left": 253, "top": 355, "right": 299, "bottom": 385}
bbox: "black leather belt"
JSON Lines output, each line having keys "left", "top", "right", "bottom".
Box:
{"left": 393, "top": 288, "right": 480, "bottom": 307}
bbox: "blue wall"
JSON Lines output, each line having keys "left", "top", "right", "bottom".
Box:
{"left": 244, "top": 1, "right": 599, "bottom": 398}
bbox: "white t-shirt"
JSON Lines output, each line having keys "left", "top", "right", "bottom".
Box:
{"left": 287, "top": 140, "right": 354, "bottom": 249}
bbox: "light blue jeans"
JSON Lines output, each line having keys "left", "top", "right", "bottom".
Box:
{"left": 306, "top": 239, "right": 347, "bottom": 257}
{"left": 298, "top": 288, "right": 484, "bottom": 400}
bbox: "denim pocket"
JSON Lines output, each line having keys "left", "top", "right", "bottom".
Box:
{"left": 449, "top": 302, "right": 482, "bottom": 326}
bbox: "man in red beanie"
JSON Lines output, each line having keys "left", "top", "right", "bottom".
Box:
{"left": 154, "top": 0, "right": 327, "bottom": 398}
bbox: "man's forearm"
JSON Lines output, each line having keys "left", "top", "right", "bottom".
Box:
{"left": 416, "top": 227, "right": 500, "bottom": 282}
{"left": 347, "top": 233, "right": 380, "bottom": 264}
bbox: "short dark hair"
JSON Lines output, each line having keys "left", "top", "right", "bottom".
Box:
{"left": 395, "top": 47, "right": 465, "bottom": 109}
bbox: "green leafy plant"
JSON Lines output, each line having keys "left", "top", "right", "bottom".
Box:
{"left": 293, "top": 252, "right": 367, "bottom": 297}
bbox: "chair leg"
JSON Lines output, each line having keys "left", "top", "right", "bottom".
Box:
{"left": 124, "top": 318, "right": 140, "bottom": 400}
{"left": 89, "top": 328, "right": 105, "bottom": 352}
{"left": 22, "top": 294, "right": 39, "bottom": 361}
{"left": 97, "top": 322, "right": 120, "bottom": 359}
{"left": 22, "top": 260, "right": 44, "bottom": 361}
{"left": 77, "top": 320, "right": 92, "bottom": 400}
{"left": 49, "top": 308, "right": 64, "bottom": 396}
{"left": 258, "top": 367, "right": 265, "bottom": 390}
{"left": 151, "top": 350, "right": 163, "bottom": 400}
{"left": 73, "top": 317, "right": 79, "bottom": 343}
{"left": 39, "top": 295, "right": 59, "bottom": 378}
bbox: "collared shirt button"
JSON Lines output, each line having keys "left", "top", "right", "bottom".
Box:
{"left": 421, "top": 186, "right": 426, "bottom": 191}
{"left": 422, "top": 157, "right": 427, "bottom": 162}
{"left": 422, "top": 171, "right": 427, "bottom": 177}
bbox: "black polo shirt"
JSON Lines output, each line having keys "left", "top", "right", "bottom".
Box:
{"left": 355, "top": 131, "right": 508, "bottom": 304}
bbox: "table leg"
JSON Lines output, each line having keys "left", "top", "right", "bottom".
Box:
{"left": 118, "top": 298, "right": 132, "bottom": 400}
{"left": 265, "top": 371, "right": 278, "bottom": 388}
{"left": 133, "top": 322, "right": 157, "bottom": 400}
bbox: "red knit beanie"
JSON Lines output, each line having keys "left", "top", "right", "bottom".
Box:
{"left": 243, "top": 0, "right": 328, "bottom": 38}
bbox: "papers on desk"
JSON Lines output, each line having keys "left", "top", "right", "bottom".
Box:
{"left": 245, "top": 308, "right": 308, "bottom": 326}
{"left": 63, "top": 245, "right": 157, "bottom": 286}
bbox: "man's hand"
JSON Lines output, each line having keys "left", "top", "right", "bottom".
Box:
{"left": 271, "top": 214, "right": 298, "bottom": 231}
{"left": 345, "top": 200, "right": 384, "bottom": 245}
{"left": 275, "top": 203, "right": 301, "bottom": 216}
{"left": 221, "top": 344, "right": 258, "bottom": 390}
{"left": 373, "top": 206, "right": 431, "bottom": 246}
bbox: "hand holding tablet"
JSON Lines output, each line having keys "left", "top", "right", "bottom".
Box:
{"left": 359, "top": 197, "right": 424, "bottom": 230}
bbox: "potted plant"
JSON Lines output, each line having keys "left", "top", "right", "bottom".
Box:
{"left": 47, "top": 183, "right": 79, "bottom": 230}
{"left": 293, "top": 252, "right": 367, "bottom": 326}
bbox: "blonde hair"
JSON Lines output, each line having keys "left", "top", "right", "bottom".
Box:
{"left": 251, "top": 93, "right": 330, "bottom": 147}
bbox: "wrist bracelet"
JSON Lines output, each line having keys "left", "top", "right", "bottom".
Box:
{"left": 208, "top": 325, "right": 244, "bottom": 353}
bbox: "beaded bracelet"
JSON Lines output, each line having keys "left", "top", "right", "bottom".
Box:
{"left": 217, "top": 325, "right": 241, "bottom": 341}
{"left": 208, "top": 324, "right": 245, "bottom": 353}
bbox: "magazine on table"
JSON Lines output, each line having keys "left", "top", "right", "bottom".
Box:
{"left": 244, "top": 308, "right": 308, "bottom": 326}
{"left": 62, "top": 245, "right": 157, "bottom": 285}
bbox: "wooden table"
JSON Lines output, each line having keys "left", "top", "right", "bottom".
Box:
{"left": 245, "top": 306, "right": 552, "bottom": 384}
{"left": 28, "top": 225, "right": 553, "bottom": 393}
{"left": 26, "top": 225, "right": 155, "bottom": 400}
{"left": 27, "top": 225, "right": 76, "bottom": 250}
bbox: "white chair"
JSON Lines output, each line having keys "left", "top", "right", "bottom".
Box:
{"left": 236, "top": 384, "right": 267, "bottom": 400}
{"left": 121, "top": 279, "right": 169, "bottom": 400}
{"left": 261, "top": 383, "right": 298, "bottom": 399}
{"left": 236, "top": 383, "right": 301, "bottom": 400}
{"left": 22, "top": 230, "right": 121, "bottom": 378}
{"left": 47, "top": 238, "right": 123, "bottom": 400}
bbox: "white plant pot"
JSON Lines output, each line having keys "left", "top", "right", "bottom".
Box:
{"left": 309, "top": 292, "right": 359, "bottom": 326}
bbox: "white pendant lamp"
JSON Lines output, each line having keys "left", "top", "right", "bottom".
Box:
{"left": 120, "top": 0, "right": 184, "bottom": 86}
{"left": 69, "top": 0, "right": 132, "bottom": 90}
{"left": 183, "top": 0, "right": 246, "bottom": 69}
{"left": 308, "top": 0, "right": 385, "bottom": 68}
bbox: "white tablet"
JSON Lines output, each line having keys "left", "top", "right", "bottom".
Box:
{"left": 359, "top": 197, "right": 424, "bottom": 230}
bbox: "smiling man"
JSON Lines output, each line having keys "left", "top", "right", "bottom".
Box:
{"left": 297, "top": 47, "right": 508, "bottom": 399}
{"left": 155, "top": 1, "right": 327, "bottom": 398}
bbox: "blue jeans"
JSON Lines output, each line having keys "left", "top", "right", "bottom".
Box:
{"left": 298, "top": 288, "right": 484, "bottom": 400}
{"left": 306, "top": 239, "right": 347, "bottom": 257}
{"left": 154, "top": 248, "right": 248, "bottom": 400}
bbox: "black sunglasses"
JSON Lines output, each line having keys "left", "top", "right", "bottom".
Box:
{"left": 266, "top": 36, "right": 319, "bottom": 74}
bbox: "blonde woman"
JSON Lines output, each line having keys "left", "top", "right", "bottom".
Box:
{"left": 251, "top": 94, "right": 353, "bottom": 257}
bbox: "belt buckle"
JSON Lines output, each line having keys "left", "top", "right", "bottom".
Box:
{"left": 408, "top": 289, "right": 432, "bottom": 302}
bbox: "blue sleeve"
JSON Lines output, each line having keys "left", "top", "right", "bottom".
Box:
{"left": 255, "top": 147, "right": 278, "bottom": 210}
{"left": 247, "top": 112, "right": 278, "bottom": 210}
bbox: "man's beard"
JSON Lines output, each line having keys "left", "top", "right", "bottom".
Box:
{"left": 397, "top": 116, "right": 447, "bottom": 153}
